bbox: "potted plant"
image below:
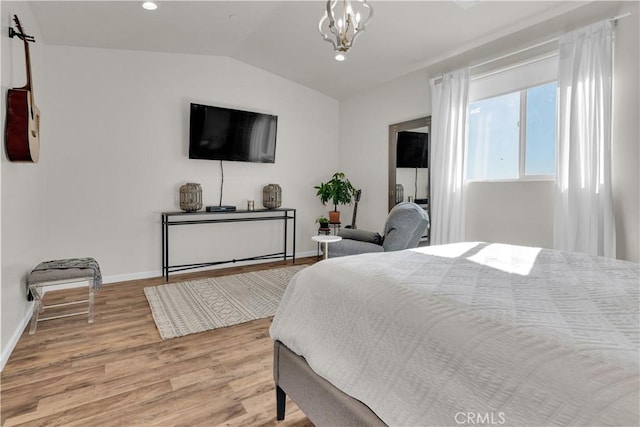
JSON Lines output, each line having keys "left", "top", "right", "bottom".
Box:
{"left": 314, "top": 172, "right": 357, "bottom": 223}
{"left": 315, "top": 216, "right": 330, "bottom": 229}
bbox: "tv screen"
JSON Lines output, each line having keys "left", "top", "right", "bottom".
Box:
{"left": 189, "top": 103, "right": 277, "bottom": 163}
{"left": 396, "top": 131, "right": 428, "bottom": 168}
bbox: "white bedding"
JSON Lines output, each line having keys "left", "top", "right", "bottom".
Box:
{"left": 270, "top": 242, "right": 639, "bottom": 426}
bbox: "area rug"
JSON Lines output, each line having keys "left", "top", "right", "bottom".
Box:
{"left": 144, "top": 265, "right": 306, "bottom": 339}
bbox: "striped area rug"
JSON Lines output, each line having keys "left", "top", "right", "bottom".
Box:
{"left": 144, "top": 265, "right": 306, "bottom": 339}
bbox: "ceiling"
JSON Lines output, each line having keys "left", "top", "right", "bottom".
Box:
{"left": 27, "top": 1, "right": 620, "bottom": 100}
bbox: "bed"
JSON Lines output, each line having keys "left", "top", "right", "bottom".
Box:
{"left": 269, "top": 242, "right": 639, "bottom": 426}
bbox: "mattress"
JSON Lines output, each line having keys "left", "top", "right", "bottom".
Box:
{"left": 269, "top": 242, "right": 639, "bottom": 426}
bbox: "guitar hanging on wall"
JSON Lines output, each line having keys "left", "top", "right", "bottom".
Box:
{"left": 345, "top": 189, "right": 362, "bottom": 229}
{"left": 5, "top": 14, "right": 40, "bottom": 163}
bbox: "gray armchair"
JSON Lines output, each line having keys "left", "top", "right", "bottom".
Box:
{"left": 327, "top": 202, "right": 429, "bottom": 258}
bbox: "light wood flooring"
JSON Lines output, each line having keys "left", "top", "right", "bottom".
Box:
{"left": 1, "top": 259, "right": 316, "bottom": 426}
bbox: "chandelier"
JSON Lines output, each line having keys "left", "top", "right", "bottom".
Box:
{"left": 318, "top": 0, "right": 373, "bottom": 61}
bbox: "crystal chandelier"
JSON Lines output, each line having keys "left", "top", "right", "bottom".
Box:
{"left": 318, "top": 0, "right": 373, "bottom": 61}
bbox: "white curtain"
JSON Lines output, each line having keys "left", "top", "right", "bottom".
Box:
{"left": 554, "top": 19, "right": 616, "bottom": 258}
{"left": 430, "top": 68, "right": 469, "bottom": 245}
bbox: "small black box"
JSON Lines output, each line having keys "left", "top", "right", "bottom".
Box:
{"left": 206, "top": 205, "right": 237, "bottom": 212}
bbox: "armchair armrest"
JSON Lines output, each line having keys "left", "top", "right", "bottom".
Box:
{"left": 338, "top": 229, "right": 383, "bottom": 245}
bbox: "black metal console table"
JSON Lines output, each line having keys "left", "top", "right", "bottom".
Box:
{"left": 161, "top": 208, "right": 296, "bottom": 281}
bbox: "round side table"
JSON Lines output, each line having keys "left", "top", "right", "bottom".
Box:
{"left": 311, "top": 235, "right": 342, "bottom": 260}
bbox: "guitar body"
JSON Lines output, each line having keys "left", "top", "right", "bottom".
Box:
{"left": 6, "top": 88, "right": 40, "bottom": 162}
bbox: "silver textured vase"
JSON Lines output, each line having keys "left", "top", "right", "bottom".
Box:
{"left": 179, "top": 183, "right": 202, "bottom": 212}
{"left": 262, "top": 183, "right": 282, "bottom": 209}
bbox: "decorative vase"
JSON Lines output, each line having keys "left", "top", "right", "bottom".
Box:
{"left": 179, "top": 183, "right": 202, "bottom": 212}
{"left": 262, "top": 184, "right": 282, "bottom": 209}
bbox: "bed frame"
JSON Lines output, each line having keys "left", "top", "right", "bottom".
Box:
{"left": 273, "top": 340, "right": 386, "bottom": 426}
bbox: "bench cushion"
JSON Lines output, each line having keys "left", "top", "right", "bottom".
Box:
{"left": 28, "top": 268, "right": 95, "bottom": 285}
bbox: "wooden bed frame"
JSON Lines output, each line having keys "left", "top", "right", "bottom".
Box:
{"left": 273, "top": 340, "right": 386, "bottom": 426}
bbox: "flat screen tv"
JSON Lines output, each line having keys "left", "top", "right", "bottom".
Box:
{"left": 396, "top": 131, "right": 428, "bottom": 168}
{"left": 189, "top": 103, "right": 277, "bottom": 163}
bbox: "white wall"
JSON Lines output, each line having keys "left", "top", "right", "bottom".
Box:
{"left": 39, "top": 45, "right": 338, "bottom": 276}
{"left": 340, "top": 3, "right": 639, "bottom": 261}
{"left": 339, "top": 69, "right": 430, "bottom": 231}
{"left": 611, "top": 1, "right": 639, "bottom": 262}
{"left": 1, "top": 3, "right": 47, "bottom": 369}
{"left": 1, "top": 42, "right": 339, "bottom": 365}
{"left": 466, "top": 181, "right": 554, "bottom": 247}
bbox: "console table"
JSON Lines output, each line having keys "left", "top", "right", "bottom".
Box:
{"left": 161, "top": 208, "right": 296, "bottom": 281}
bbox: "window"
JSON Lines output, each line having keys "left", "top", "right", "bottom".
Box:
{"left": 524, "top": 83, "right": 557, "bottom": 176}
{"left": 466, "top": 81, "right": 557, "bottom": 181}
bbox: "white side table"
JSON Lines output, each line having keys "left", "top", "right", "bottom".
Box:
{"left": 312, "top": 235, "right": 342, "bottom": 260}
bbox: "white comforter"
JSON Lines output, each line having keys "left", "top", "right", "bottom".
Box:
{"left": 270, "top": 243, "right": 639, "bottom": 426}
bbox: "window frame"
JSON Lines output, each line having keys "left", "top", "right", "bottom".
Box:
{"left": 465, "top": 80, "right": 557, "bottom": 183}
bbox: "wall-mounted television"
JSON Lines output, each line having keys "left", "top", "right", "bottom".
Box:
{"left": 396, "top": 131, "right": 428, "bottom": 168}
{"left": 189, "top": 103, "right": 277, "bottom": 163}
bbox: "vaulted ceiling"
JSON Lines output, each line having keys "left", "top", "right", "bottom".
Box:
{"left": 28, "top": 1, "right": 623, "bottom": 99}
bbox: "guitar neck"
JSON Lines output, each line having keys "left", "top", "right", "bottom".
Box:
{"left": 350, "top": 190, "right": 361, "bottom": 228}
{"left": 23, "top": 34, "right": 33, "bottom": 93}
{"left": 14, "top": 15, "right": 34, "bottom": 94}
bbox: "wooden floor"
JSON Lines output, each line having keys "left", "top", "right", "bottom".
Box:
{"left": 1, "top": 259, "right": 316, "bottom": 427}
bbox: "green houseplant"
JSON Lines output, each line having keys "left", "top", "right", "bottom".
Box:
{"left": 314, "top": 172, "right": 357, "bottom": 223}
{"left": 315, "top": 216, "right": 330, "bottom": 229}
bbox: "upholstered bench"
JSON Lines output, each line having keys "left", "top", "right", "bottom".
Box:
{"left": 27, "top": 258, "right": 102, "bottom": 335}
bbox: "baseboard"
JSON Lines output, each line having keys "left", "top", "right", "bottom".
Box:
{"left": 106, "top": 252, "right": 316, "bottom": 283}
{"left": 0, "top": 251, "right": 316, "bottom": 371}
{"left": 1, "top": 301, "right": 35, "bottom": 372}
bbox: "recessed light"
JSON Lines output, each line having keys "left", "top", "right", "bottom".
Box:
{"left": 142, "top": 1, "right": 158, "bottom": 11}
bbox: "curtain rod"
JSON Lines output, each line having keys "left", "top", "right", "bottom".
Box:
{"left": 432, "top": 12, "right": 631, "bottom": 83}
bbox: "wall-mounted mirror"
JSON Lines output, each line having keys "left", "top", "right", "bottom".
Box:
{"left": 389, "top": 116, "right": 431, "bottom": 241}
